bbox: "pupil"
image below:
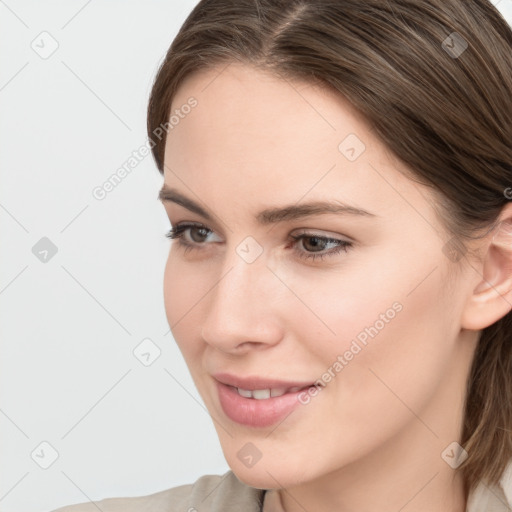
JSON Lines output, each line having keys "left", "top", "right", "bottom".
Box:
{"left": 192, "top": 227, "right": 208, "bottom": 242}
{"left": 305, "top": 236, "right": 324, "bottom": 251}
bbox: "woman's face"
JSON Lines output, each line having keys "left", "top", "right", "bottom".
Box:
{"left": 160, "top": 62, "right": 478, "bottom": 489}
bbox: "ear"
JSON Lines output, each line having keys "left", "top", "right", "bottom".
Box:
{"left": 461, "top": 202, "right": 512, "bottom": 331}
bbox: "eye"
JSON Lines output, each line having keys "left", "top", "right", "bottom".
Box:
{"left": 289, "top": 231, "right": 353, "bottom": 261}
{"left": 165, "top": 222, "right": 221, "bottom": 245}
{"left": 165, "top": 222, "right": 353, "bottom": 261}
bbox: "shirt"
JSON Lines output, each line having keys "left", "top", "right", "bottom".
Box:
{"left": 50, "top": 462, "right": 512, "bottom": 512}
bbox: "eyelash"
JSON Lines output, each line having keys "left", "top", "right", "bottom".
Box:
{"left": 164, "top": 222, "right": 353, "bottom": 262}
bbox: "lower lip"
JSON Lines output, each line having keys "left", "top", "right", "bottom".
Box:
{"left": 216, "top": 381, "right": 310, "bottom": 428}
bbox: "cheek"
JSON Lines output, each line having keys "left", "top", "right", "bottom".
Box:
{"left": 275, "top": 251, "right": 406, "bottom": 361}
{"left": 163, "top": 250, "right": 203, "bottom": 360}
{"left": 163, "top": 251, "right": 181, "bottom": 326}
{"left": 282, "top": 243, "right": 455, "bottom": 394}
{"left": 163, "top": 248, "right": 208, "bottom": 317}
{"left": 303, "top": 256, "right": 456, "bottom": 436}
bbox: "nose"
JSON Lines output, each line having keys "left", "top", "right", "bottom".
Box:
{"left": 200, "top": 245, "right": 284, "bottom": 354}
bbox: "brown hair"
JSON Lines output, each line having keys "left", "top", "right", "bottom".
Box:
{"left": 147, "top": 0, "right": 512, "bottom": 497}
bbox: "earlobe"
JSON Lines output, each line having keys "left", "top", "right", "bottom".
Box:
{"left": 461, "top": 205, "right": 512, "bottom": 331}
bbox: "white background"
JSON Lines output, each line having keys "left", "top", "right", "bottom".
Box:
{"left": 1, "top": 1, "right": 511, "bottom": 511}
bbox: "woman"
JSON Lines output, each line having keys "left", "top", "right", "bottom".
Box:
{"left": 52, "top": 0, "right": 512, "bottom": 510}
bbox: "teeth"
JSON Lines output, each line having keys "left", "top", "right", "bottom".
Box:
{"left": 236, "top": 387, "right": 293, "bottom": 399}
{"left": 237, "top": 388, "right": 253, "bottom": 398}
{"left": 252, "top": 389, "right": 271, "bottom": 400}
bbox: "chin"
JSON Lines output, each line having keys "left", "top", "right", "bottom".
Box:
{"left": 228, "top": 458, "right": 311, "bottom": 490}
{"left": 230, "top": 463, "right": 283, "bottom": 489}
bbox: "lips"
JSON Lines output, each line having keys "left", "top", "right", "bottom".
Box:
{"left": 213, "top": 372, "right": 316, "bottom": 427}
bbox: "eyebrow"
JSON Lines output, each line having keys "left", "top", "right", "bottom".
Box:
{"left": 158, "top": 185, "right": 377, "bottom": 224}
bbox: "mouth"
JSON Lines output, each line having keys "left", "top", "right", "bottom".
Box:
{"left": 213, "top": 372, "right": 314, "bottom": 397}
{"left": 213, "top": 373, "right": 317, "bottom": 427}
{"left": 229, "top": 384, "right": 311, "bottom": 399}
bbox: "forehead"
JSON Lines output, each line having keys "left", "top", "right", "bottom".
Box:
{"left": 169, "top": 61, "right": 365, "bottom": 150}
{"left": 163, "top": 62, "right": 436, "bottom": 230}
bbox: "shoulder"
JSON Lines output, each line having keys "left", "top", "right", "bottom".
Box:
{"left": 49, "top": 470, "right": 265, "bottom": 512}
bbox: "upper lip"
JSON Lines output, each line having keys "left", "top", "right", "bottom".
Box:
{"left": 213, "top": 372, "right": 314, "bottom": 391}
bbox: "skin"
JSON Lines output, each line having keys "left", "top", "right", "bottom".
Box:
{"left": 159, "top": 62, "right": 512, "bottom": 512}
